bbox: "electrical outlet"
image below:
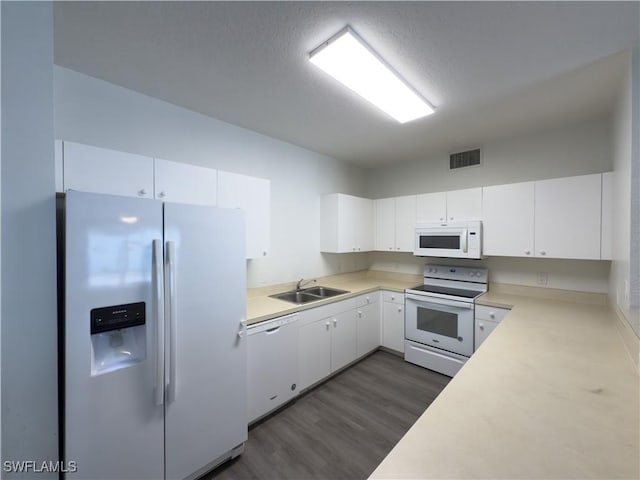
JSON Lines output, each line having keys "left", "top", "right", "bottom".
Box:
{"left": 536, "top": 272, "right": 548, "bottom": 286}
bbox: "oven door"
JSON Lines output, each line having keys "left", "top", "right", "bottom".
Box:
{"left": 404, "top": 293, "right": 474, "bottom": 357}
{"left": 414, "top": 227, "right": 468, "bottom": 258}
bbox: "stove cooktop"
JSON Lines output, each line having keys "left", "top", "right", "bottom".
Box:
{"left": 407, "top": 284, "right": 483, "bottom": 299}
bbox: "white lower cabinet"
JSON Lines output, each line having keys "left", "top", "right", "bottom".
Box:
{"left": 381, "top": 291, "right": 405, "bottom": 353}
{"left": 298, "top": 315, "right": 332, "bottom": 392}
{"left": 355, "top": 293, "right": 381, "bottom": 357}
{"left": 474, "top": 305, "right": 510, "bottom": 351}
{"left": 330, "top": 310, "right": 358, "bottom": 372}
{"left": 298, "top": 298, "right": 357, "bottom": 391}
{"left": 247, "top": 314, "right": 299, "bottom": 423}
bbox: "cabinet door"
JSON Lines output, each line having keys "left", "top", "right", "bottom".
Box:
{"left": 154, "top": 158, "right": 217, "bottom": 206}
{"left": 395, "top": 195, "right": 417, "bottom": 252}
{"left": 601, "top": 172, "right": 613, "bottom": 260}
{"left": 474, "top": 318, "right": 499, "bottom": 351}
{"left": 55, "top": 140, "right": 64, "bottom": 192}
{"left": 337, "top": 195, "right": 359, "bottom": 252}
{"left": 374, "top": 198, "right": 395, "bottom": 251}
{"left": 356, "top": 196, "right": 374, "bottom": 251}
{"left": 218, "top": 171, "right": 271, "bottom": 258}
{"left": 356, "top": 302, "right": 381, "bottom": 357}
{"left": 534, "top": 174, "right": 601, "bottom": 259}
{"left": 416, "top": 192, "right": 447, "bottom": 223}
{"left": 298, "top": 318, "right": 331, "bottom": 391}
{"left": 482, "top": 182, "right": 535, "bottom": 257}
{"left": 446, "top": 187, "right": 482, "bottom": 222}
{"left": 330, "top": 310, "right": 358, "bottom": 372}
{"left": 382, "top": 301, "right": 405, "bottom": 353}
{"left": 63, "top": 141, "right": 154, "bottom": 198}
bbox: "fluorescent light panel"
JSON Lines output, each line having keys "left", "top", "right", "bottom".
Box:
{"left": 309, "top": 28, "right": 434, "bottom": 123}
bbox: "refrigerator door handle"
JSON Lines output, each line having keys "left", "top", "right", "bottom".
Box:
{"left": 153, "top": 239, "right": 165, "bottom": 407}
{"left": 166, "top": 240, "right": 178, "bottom": 403}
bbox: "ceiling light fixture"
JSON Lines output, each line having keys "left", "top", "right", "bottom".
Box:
{"left": 309, "top": 27, "right": 434, "bottom": 124}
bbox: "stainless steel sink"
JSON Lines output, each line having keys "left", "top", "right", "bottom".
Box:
{"left": 270, "top": 291, "right": 321, "bottom": 304}
{"left": 270, "top": 286, "right": 350, "bottom": 304}
{"left": 302, "top": 286, "right": 349, "bottom": 298}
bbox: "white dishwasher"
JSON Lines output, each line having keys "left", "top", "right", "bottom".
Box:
{"left": 247, "top": 313, "right": 299, "bottom": 424}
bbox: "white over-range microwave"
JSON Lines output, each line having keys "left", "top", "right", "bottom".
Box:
{"left": 414, "top": 221, "right": 483, "bottom": 259}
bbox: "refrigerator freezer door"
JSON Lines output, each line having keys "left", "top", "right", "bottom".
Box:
{"left": 163, "top": 204, "right": 247, "bottom": 480}
{"left": 64, "top": 191, "right": 164, "bottom": 480}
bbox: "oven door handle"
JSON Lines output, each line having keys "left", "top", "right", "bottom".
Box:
{"left": 405, "top": 293, "right": 474, "bottom": 310}
{"left": 461, "top": 229, "right": 468, "bottom": 253}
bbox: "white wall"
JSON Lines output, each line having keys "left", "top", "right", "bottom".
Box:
{"left": 54, "top": 67, "right": 369, "bottom": 288}
{"left": 369, "top": 253, "right": 610, "bottom": 293}
{"left": 366, "top": 117, "right": 612, "bottom": 199}
{"left": 366, "top": 116, "right": 614, "bottom": 294}
{"left": 2, "top": 2, "right": 57, "bottom": 476}
{"left": 609, "top": 50, "right": 640, "bottom": 337}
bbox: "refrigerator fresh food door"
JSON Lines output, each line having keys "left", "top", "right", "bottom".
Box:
{"left": 163, "top": 203, "right": 247, "bottom": 480}
{"left": 64, "top": 191, "right": 165, "bottom": 480}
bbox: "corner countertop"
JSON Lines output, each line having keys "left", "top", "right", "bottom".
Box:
{"left": 369, "top": 284, "right": 640, "bottom": 479}
{"left": 246, "top": 271, "right": 421, "bottom": 325}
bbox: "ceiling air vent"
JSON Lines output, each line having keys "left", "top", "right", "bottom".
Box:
{"left": 450, "top": 148, "right": 481, "bottom": 170}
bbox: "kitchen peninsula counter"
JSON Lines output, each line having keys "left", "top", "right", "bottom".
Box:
{"left": 370, "top": 284, "right": 639, "bottom": 479}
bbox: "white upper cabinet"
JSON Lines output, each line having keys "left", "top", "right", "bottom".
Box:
{"left": 446, "top": 187, "right": 483, "bottom": 222}
{"left": 374, "top": 198, "right": 396, "bottom": 252}
{"left": 534, "top": 173, "right": 602, "bottom": 260}
{"left": 601, "top": 172, "right": 613, "bottom": 261}
{"left": 482, "top": 181, "right": 535, "bottom": 257}
{"left": 395, "top": 195, "right": 417, "bottom": 251}
{"left": 154, "top": 158, "right": 217, "bottom": 206}
{"left": 415, "top": 191, "right": 446, "bottom": 223}
{"left": 375, "top": 195, "right": 416, "bottom": 252}
{"left": 62, "top": 141, "right": 154, "bottom": 198}
{"left": 415, "top": 188, "right": 482, "bottom": 224}
{"left": 55, "top": 140, "right": 64, "bottom": 192}
{"left": 217, "top": 171, "right": 271, "bottom": 259}
{"left": 321, "top": 194, "right": 373, "bottom": 253}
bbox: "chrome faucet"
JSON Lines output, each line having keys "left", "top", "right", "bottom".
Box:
{"left": 296, "top": 278, "right": 316, "bottom": 291}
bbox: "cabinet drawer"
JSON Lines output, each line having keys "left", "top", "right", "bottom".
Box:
{"left": 475, "top": 305, "right": 510, "bottom": 322}
{"left": 382, "top": 290, "right": 403, "bottom": 304}
{"left": 355, "top": 292, "right": 380, "bottom": 308}
{"left": 297, "top": 298, "right": 357, "bottom": 326}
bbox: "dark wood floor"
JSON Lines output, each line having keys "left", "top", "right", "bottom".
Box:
{"left": 206, "top": 350, "right": 450, "bottom": 480}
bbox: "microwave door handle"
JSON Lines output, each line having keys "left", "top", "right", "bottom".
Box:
{"left": 461, "top": 229, "right": 468, "bottom": 253}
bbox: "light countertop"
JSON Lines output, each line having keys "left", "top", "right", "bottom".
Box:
{"left": 246, "top": 270, "right": 421, "bottom": 325}
{"left": 370, "top": 284, "right": 640, "bottom": 479}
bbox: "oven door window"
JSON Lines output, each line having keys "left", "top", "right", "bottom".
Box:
{"left": 419, "top": 235, "right": 460, "bottom": 250}
{"left": 416, "top": 306, "right": 458, "bottom": 339}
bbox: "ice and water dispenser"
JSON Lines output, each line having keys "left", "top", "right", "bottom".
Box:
{"left": 90, "top": 302, "right": 147, "bottom": 375}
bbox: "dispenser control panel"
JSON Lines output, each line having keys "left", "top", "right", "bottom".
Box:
{"left": 90, "top": 302, "right": 146, "bottom": 334}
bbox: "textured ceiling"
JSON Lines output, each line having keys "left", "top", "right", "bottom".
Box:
{"left": 53, "top": 2, "right": 639, "bottom": 166}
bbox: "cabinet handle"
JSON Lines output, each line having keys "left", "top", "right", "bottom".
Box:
{"left": 138, "top": 188, "right": 147, "bottom": 196}
{"left": 158, "top": 191, "right": 166, "bottom": 198}
{"left": 325, "top": 321, "right": 330, "bottom": 330}
{"left": 333, "top": 318, "right": 338, "bottom": 326}
{"left": 479, "top": 322, "right": 484, "bottom": 330}
{"left": 489, "top": 312, "right": 495, "bottom": 319}
{"left": 389, "top": 247, "right": 393, "bottom": 250}
{"left": 540, "top": 250, "right": 546, "bottom": 256}
{"left": 397, "top": 307, "right": 402, "bottom": 313}
{"left": 450, "top": 216, "right": 454, "bottom": 221}
{"left": 525, "top": 250, "right": 531, "bottom": 255}
{"left": 357, "top": 310, "right": 362, "bottom": 317}
{"left": 263, "top": 251, "right": 267, "bottom": 256}
{"left": 396, "top": 247, "right": 400, "bottom": 251}
{"left": 439, "top": 217, "right": 444, "bottom": 221}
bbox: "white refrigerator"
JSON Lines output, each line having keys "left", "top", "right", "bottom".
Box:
{"left": 61, "top": 190, "right": 247, "bottom": 480}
